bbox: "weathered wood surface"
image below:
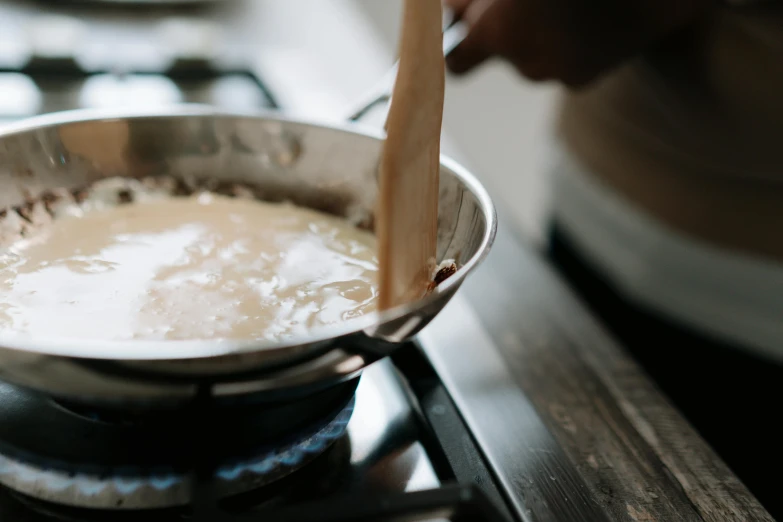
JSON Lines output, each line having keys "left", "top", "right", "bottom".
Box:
{"left": 421, "top": 218, "right": 772, "bottom": 522}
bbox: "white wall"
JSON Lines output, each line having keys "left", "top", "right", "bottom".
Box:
{"left": 351, "top": 0, "right": 559, "bottom": 243}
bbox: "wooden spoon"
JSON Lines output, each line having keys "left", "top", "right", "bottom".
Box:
{"left": 376, "top": 0, "right": 445, "bottom": 310}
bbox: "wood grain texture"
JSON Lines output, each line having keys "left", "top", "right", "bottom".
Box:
{"left": 421, "top": 216, "right": 773, "bottom": 521}
{"left": 377, "top": 0, "right": 444, "bottom": 310}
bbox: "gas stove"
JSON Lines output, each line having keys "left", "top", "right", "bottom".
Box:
{"left": 0, "top": 346, "right": 513, "bottom": 521}
{"left": 0, "top": 2, "right": 540, "bottom": 521}
{"left": 0, "top": 0, "right": 275, "bottom": 124}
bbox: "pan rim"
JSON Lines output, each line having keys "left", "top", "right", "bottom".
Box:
{"left": 0, "top": 105, "right": 497, "bottom": 361}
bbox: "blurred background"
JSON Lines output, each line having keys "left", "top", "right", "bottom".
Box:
{"left": 0, "top": 0, "right": 556, "bottom": 243}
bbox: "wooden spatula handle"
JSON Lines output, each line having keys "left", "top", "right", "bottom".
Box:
{"left": 377, "top": 0, "right": 445, "bottom": 310}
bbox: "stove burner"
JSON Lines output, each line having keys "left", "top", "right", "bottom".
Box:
{"left": 0, "top": 398, "right": 353, "bottom": 510}
{"left": 0, "top": 380, "right": 357, "bottom": 510}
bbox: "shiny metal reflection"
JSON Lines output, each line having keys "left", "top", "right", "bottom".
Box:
{"left": 0, "top": 106, "right": 496, "bottom": 401}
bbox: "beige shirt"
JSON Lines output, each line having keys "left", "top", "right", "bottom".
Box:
{"left": 560, "top": 5, "right": 783, "bottom": 260}
{"left": 552, "top": 4, "right": 783, "bottom": 358}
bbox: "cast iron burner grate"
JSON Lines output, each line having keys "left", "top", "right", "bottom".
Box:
{"left": 4, "top": 484, "right": 508, "bottom": 522}
{"left": 175, "top": 369, "right": 512, "bottom": 522}
{"left": 236, "top": 485, "right": 509, "bottom": 522}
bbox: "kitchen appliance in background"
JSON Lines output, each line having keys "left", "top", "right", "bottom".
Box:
{"left": 0, "top": 0, "right": 275, "bottom": 124}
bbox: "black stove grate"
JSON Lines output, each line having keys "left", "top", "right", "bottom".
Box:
{"left": 230, "top": 485, "right": 510, "bottom": 522}
{"left": 181, "top": 385, "right": 505, "bottom": 522}
{"left": 0, "top": 12, "right": 279, "bottom": 124}
{"left": 4, "top": 484, "right": 510, "bottom": 522}
{"left": 1, "top": 377, "right": 511, "bottom": 522}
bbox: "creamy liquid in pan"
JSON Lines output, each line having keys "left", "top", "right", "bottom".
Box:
{"left": 0, "top": 194, "right": 379, "bottom": 341}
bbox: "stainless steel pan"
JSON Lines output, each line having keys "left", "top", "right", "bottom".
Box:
{"left": 0, "top": 26, "right": 495, "bottom": 404}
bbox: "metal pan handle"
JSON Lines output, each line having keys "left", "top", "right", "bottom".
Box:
{"left": 344, "top": 10, "right": 468, "bottom": 124}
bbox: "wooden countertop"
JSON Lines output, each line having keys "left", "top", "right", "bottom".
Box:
{"left": 419, "top": 217, "right": 772, "bottom": 522}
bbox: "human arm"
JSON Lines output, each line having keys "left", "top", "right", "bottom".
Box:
{"left": 445, "top": 0, "right": 717, "bottom": 87}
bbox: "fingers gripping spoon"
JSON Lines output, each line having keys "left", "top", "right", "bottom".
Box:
{"left": 377, "top": 0, "right": 446, "bottom": 310}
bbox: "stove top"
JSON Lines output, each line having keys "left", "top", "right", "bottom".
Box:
{"left": 0, "top": 349, "right": 512, "bottom": 522}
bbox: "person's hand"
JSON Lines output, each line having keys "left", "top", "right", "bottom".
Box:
{"left": 445, "top": 0, "right": 715, "bottom": 87}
